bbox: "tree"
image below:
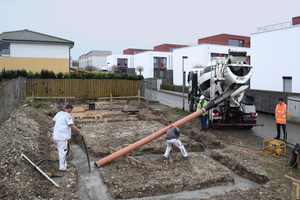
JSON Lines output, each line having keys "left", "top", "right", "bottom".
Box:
{"left": 84, "top": 65, "right": 98, "bottom": 71}
{"left": 136, "top": 66, "right": 144, "bottom": 75}
{"left": 72, "top": 60, "right": 79, "bottom": 67}
{"left": 110, "top": 65, "right": 122, "bottom": 74}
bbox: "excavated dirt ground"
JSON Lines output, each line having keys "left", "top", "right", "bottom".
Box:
{"left": 0, "top": 98, "right": 299, "bottom": 199}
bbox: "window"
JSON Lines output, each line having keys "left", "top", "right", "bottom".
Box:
{"left": 221, "top": 54, "right": 228, "bottom": 58}
{"left": 161, "top": 57, "right": 167, "bottom": 68}
{"left": 117, "top": 58, "right": 122, "bottom": 66}
{"left": 1, "top": 43, "right": 10, "bottom": 55}
{"left": 211, "top": 53, "right": 218, "bottom": 58}
{"left": 123, "top": 59, "right": 128, "bottom": 67}
{"left": 228, "top": 39, "right": 244, "bottom": 47}
{"left": 153, "top": 57, "right": 159, "bottom": 68}
{"left": 154, "top": 69, "right": 166, "bottom": 78}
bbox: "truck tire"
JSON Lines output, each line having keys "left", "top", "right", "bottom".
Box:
{"left": 189, "top": 101, "right": 194, "bottom": 112}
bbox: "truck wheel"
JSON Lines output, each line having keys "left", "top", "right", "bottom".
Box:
{"left": 210, "top": 120, "right": 220, "bottom": 129}
{"left": 189, "top": 101, "right": 194, "bottom": 112}
{"left": 243, "top": 126, "right": 253, "bottom": 129}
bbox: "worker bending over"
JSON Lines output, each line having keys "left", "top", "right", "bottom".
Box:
{"left": 163, "top": 124, "right": 188, "bottom": 160}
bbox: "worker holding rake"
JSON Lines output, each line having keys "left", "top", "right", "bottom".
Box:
{"left": 52, "top": 104, "right": 82, "bottom": 172}
{"left": 163, "top": 124, "right": 188, "bottom": 160}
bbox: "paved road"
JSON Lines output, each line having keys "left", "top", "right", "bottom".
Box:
{"left": 157, "top": 90, "right": 300, "bottom": 147}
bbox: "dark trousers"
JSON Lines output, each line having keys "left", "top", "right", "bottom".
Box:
{"left": 200, "top": 115, "right": 206, "bottom": 130}
{"left": 276, "top": 123, "right": 287, "bottom": 139}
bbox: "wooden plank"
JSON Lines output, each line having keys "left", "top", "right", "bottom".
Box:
{"left": 285, "top": 175, "right": 300, "bottom": 184}
{"left": 72, "top": 106, "right": 86, "bottom": 112}
{"left": 109, "top": 146, "right": 141, "bottom": 168}
{"left": 94, "top": 102, "right": 114, "bottom": 105}
{"left": 33, "top": 97, "right": 75, "bottom": 99}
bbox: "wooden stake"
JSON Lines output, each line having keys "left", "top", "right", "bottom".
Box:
{"left": 292, "top": 182, "right": 299, "bottom": 200}
{"left": 31, "top": 92, "right": 34, "bottom": 107}
{"left": 110, "top": 94, "right": 112, "bottom": 110}
{"left": 146, "top": 91, "right": 148, "bottom": 107}
{"left": 109, "top": 147, "right": 141, "bottom": 168}
{"left": 64, "top": 95, "right": 67, "bottom": 107}
{"left": 138, "top": 90, "right": 140, "bottom": 102}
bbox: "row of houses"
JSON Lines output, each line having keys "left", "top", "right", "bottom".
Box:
{"left": 1, "top": 16, "right": 300, "bottom": 93}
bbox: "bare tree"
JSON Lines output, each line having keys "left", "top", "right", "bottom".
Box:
{"left": 72, "top": 60, "right": 79, "bottom": 67}
{"left": 84, "top": 65, "right": 98, "bottom": 71}
{"left": 136, "top": 66, "right": 144, "bottom": 75}
{"left": 110, "top": 65, "right": 122, "bottom": 74}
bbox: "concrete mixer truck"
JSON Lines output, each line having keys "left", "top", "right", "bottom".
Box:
{"left": 187, "top": 50, "right": 262, "bottom": 129}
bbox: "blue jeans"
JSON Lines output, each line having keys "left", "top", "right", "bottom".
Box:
{"left": 200, "top": 115, "right": 206, "bottom": 129}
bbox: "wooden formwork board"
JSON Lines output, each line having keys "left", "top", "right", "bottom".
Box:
{"left": 109, "top": 146, "right": 141, "bottom": 168}
{"left": 72, "top": 106, "right": 87, "bottom": 113}
{"left": 71, "top": 111, "right": 105, "bottom": 119}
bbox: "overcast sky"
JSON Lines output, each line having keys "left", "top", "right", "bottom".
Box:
{"left": 2, "top": 0, "right": 300, "bottom": 60}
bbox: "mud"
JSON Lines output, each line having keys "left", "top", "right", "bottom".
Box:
{"left": 0, "top": 98, "right": 296, "bottom": 199}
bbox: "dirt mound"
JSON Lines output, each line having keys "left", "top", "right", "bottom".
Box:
{"left": 101, "top": 153, "right": 234, "bottom": 199}
{"left": 0, "top": 107, "right": 80, "bottom": 199}
{"left": 210, "top": 146, "right": 270, "bottom": 184}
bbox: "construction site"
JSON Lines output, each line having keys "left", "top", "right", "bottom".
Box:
{"left": 1, "top": 96, "right": 300, "bottom": 200}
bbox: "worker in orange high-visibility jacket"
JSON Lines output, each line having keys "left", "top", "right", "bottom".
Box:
{"left": 274, "top": 98, "right": 289, "bottom": 141}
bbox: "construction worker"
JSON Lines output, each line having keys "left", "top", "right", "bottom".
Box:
{"left": 52, "top": 104, "right": 82, "bottom": 172}
{"left": 163, "top": 124, "right": 188, "bottom": 160}
{"left": 197, "top": 95, "right": 208, "bottom": 131}
{"left": 274, "top": 98, "right": 289, "bottom": 141}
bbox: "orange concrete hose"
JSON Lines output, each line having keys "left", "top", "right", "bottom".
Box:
{"left": 95, "top": 108, "right": 206, "bottom": 167}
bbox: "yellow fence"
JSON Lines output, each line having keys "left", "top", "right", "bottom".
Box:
{"left": 26, "top": 79, "right": 141, "bottom": 98}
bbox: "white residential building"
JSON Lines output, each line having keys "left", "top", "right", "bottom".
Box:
{"left": 134, "top": 51, "right": 173, "bottom": 79}
{"left": 79, "top": 50, "right": 111, "bottom": 71}
{"left": 251, "top": 16, "right": 300, "bottom": 93}
{"left": 106, "top": 54, "right": 135, "bottom": 73}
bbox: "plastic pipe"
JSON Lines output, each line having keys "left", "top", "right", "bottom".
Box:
{"left": 95, "top": 108, "right": 206, "bottom": 167}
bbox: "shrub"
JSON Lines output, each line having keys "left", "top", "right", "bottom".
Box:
{"left": 56, "top": 72, "right": 64, "bottom": 79}
{"left": 33, "top": 72, "right": 40, "bottom": 78}
{"left": 16, "top": 69, "right": 27, "bottom": 77}
{"left": 137, "top": 75, "right": 144, "bottom": 80}
{"left": 63, "top": 73, "right": 70, "bottom": 79}
{"left": 70, "top": 73, "right": 80, "bottom": 79}
{"left": 7, "top": 71, "right": 17, "bottom": 79}
{"left": 49, "top": 71, "right": 56, "bottom": 79}
{"left": 1, "top": 68, "right": 9, "bottom": 79}
{"left": 94, "top": 72, "right": 107, "bottom": 79}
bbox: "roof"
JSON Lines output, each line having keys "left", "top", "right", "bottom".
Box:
{"left": 0, "top": 29, "right": 74, "bottom": 47}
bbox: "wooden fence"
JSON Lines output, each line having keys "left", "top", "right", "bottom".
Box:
{"left": 26, "top": 79, "right": 141, "bottom": 98}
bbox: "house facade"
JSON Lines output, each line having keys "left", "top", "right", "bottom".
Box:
{"left": 79, "top": 50, "right": 112, "bottom": 71}
{"left": 250, "top": 16, "right": 300, "bottom": 93}
{"left": 0, "top": 29, "right": 74, "bottom": 74}
{"left": 106, "top": 54, "right": 135, "bottom": 74}
{"left": 134, "top": 51, "right": 173, "bottom": 79}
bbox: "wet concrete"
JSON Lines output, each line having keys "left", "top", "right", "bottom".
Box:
{"left": 70, "top": 145, "right": 258, "bottom": 200}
